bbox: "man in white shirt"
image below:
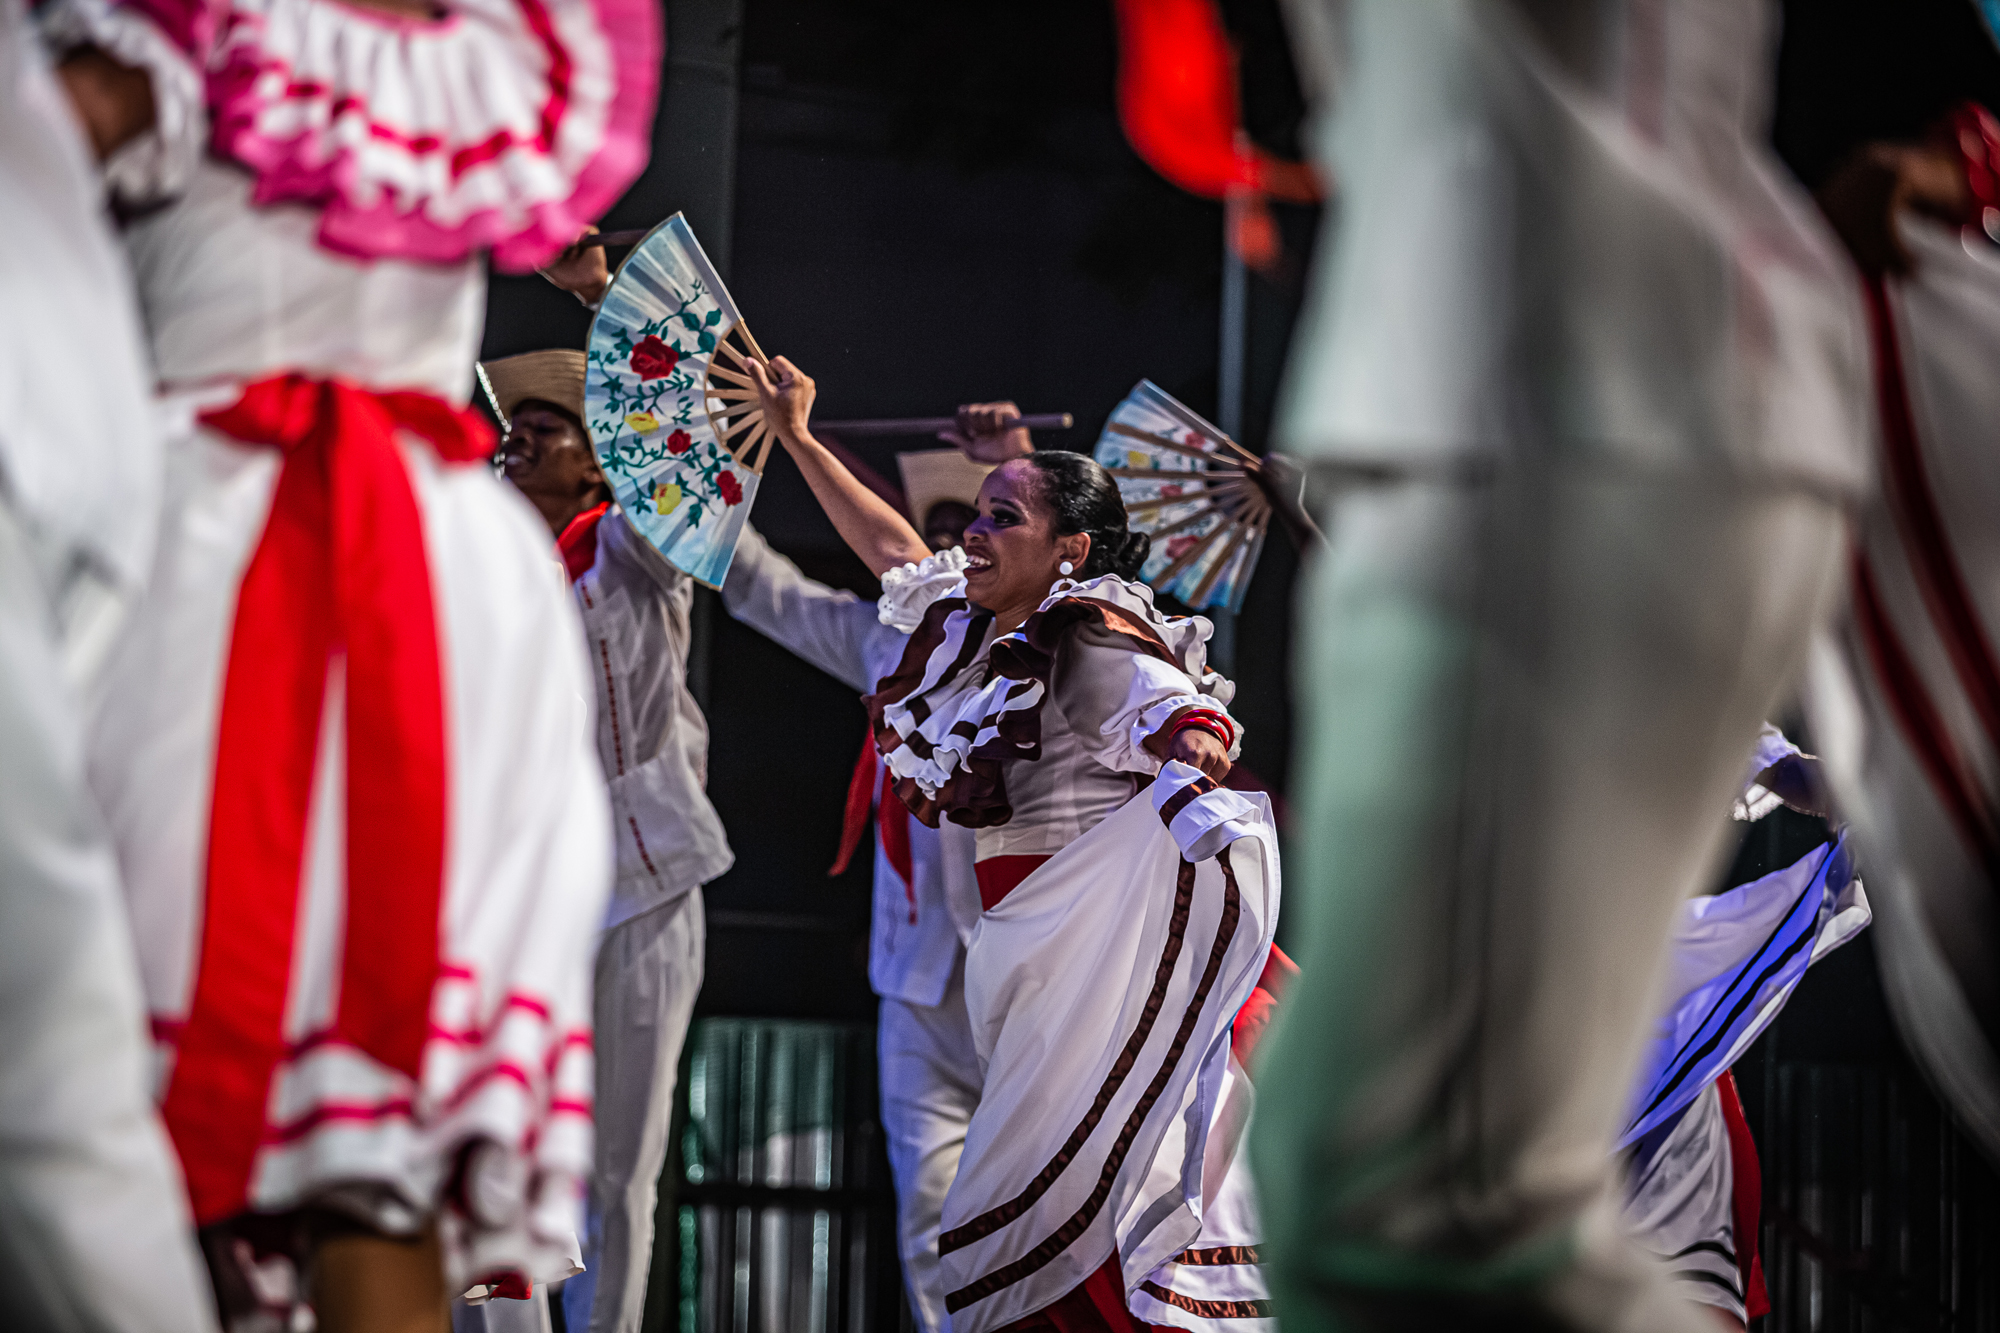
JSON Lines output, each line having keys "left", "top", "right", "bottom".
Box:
{"left": 489, "top": 350, "right": 732, "bottom": 1333}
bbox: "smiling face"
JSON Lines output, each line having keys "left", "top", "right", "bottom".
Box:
{"left": 499, "top": 400, "right": 608, "bottom": 536}
{"left": 962, "top": 459, "right": 1090, "bottom": 628}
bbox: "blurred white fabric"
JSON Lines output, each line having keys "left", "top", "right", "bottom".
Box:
{"left": 1808, "top": 214, "right": 2000, "bottom": 1164}
{"left": 0, "top": 7, "right": 216, "bottom": 1327}
{"left": 1256, "top": 1, "right": 1869, "bottom": 1328}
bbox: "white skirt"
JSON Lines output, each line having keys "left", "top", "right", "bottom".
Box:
{"left": 938, "top": 764, "right": 1279, "bottom": 1333}
{"left": 87, "top": 413, "right": 613, "bottom": 1287}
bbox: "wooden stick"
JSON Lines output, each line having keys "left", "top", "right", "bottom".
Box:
{"left": 718, "top": 409, "right": 765, "bottom": 442}
{"left": 810, "top": 413, "right": 1074, "bottom": 436}
{"left": 1101, "top": 465, "right": 1246, "bottom": 480}
{"left": 1155, "top": 515, "right": 1234, "bottom": 586}
{"left": 1144, "top": 503, "right": 1229, "bottom": 544}
{"left": 1123, "top": 481, "right": 1253, "bottom": 514}
{"left": 1105, "top": 422, "right": 1240, "bottom": 466}
{"left": 1190, "top": 510, "right": 1266, "bottom": 606}
{"left": 739, "top": 423, "right": 776, "bottom": 473}
{"left": 705, "top": 361, "right": 758, "bottom": 390}
{"left": 734, "top": 321, "right": 771, "bottom": 367}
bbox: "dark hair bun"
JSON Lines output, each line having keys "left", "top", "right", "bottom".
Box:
{"left": 1105, "top": 530, "right": 1151, "bottom": 580}
{"left": 1021, "top": 451, "right": 1148, "bottom": 582}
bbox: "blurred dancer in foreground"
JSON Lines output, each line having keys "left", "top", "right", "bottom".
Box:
{"left": 0, "top": 3, "right": 215, "bottom": 1326}
{"left": 1255, "top": 2, "right": 1869, "bottom": 1329}
{"left": 751, "top": 357, "right": 1280, "bottom": 1332}
{"left": 485, "top": 342, "right": 730, "bottom": 1333}
{"left": 59, "top": 0, "right": 654, "bottom": 1322}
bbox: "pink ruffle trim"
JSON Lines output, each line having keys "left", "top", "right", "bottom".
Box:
{"left": 205, "top": 0, "right": 659, "bottom": 271}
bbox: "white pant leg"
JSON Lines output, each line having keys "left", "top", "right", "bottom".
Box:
{"left": 1621, "top": 1082, "right": 1744, "bottom": 1323}
{"left": 0, "top": 498, "right": 215, "bottom": 1332}
{"left": 566, "top": 889, "right": 705, "bottom": 1333}
{"left": 1254, "top": 476, "right": 1844, "bottom": 1333}
{"left": 877, "top": 961, "right": 982, "bottom": 1333}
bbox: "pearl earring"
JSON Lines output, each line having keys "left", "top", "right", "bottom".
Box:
{"left": 1059, "top": 561, "right": 1075, "bottom": 576}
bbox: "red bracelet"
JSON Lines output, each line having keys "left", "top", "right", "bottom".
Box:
{"left": 1169, "top": 711, "right": 1233, "bottom": 749}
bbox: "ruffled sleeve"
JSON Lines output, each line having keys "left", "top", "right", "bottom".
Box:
{"left": 38, "top": 0, "right": 208, "bottom": 207}
{"left": 200, "top": 0, "right": 660, "bottom": 270}
{"left": 877, "top": 547, "right": 969, "bottom": 633}
{"left": 1053, "top": 638, "right": 1241, "bottom": 778}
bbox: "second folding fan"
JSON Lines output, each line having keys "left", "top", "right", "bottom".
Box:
{"left": 584, "top": 214, "right": 773, "bottom": 588}
{"left": 1092, "top": 380, "right": 1270, "bottom": 612}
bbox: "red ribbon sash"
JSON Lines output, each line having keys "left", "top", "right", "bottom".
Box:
{"left": 831, "top": 736, "right": 916, "bottom": 922}
{"left": 160, "top": 374, "right": 493, "bottom": 1223}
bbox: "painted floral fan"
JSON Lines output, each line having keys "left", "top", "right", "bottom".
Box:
{"left": 1092, "top": 380, "right": 1270, "bottom": 612}
{"left": 584, "top": 214, "right": 772, "bottom": 588}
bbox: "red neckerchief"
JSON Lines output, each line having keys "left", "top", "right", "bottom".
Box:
{"left": 165, "top": 373, "right": 492, "bottom": 1224}
{"left": 832, "top": 736, "right": 915, "bottom": 921}
{"left": 557, "top": 500, "right": 612, "bottom": 583}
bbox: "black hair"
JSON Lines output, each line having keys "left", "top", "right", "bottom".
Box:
{"left": 1021, "top": 451, "right": 1151, "bottom": 581}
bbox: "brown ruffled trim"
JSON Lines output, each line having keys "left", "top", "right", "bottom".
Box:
{"left": 863, "top": 594, "right": 1189, "bottom": 830}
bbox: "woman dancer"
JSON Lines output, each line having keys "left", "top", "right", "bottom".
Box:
{"left": 750, "top": 357, "right": 1281, "bottom": 1333}
{"left": 49, "top": 0, "right": 657, "bottom": 1323}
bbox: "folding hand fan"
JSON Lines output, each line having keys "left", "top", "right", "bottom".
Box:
{"left": 1092, "top": 380, "right": 1270, "bottom": 612}
{"left": 584, "top": 214, "right": 773, "bottom": 588}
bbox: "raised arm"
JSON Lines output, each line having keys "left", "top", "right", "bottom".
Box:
{"left": 748, "top": 357, "right": 932, "bottom": 576}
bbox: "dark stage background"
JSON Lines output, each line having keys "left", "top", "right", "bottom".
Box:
{"left": 478, "top": 1, "right": 2000, "bottom": 1328}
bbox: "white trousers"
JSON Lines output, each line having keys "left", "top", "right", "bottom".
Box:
{"left": 0, "top": 498, "right": 215, "bottom": 1332}
{"left": 877, "top": 963, "right": 982, "bottom": 1333}
{"left": 1621, "top": 1082, "right": 1742, "bottom": 1323}
{"left": 1254, "top": 477, "right": 1845, "bottom": 1333}
{"left": 564, "top": 888, "right": 705, "bottom": 1333}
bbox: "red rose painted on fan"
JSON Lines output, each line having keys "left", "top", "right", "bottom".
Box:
{"left": 717, "top": 471, "right": 744, "bottom": 506}
{"left": 629, "top": 335, "right": 679, "bottom": 380}
{"left": 1166, "top": 534, "right": 1200, "bottom": 559}
{"left": 666, "top": 429, "right": 692, "bottom": 455}
{"left": 1159, "top": 483, "right": 1184, "bottom": 498}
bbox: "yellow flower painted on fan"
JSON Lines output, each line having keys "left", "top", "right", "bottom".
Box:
{"left": 651, "top": 481, "right": 683, "bottom": 515}
{"left": 1126, "top": 449, "right": 1150, "bottom": 469}
{"left": 626, "top": 410, "right": 662, "bottom": 435}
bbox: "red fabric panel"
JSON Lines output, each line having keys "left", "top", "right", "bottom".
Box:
{"left": 996, "top": 1253, "right": 1168, "bottom": 1333}
{"left": 1231, "top": 987, "right": 1276, "bottom": 1065}
{"left": 161, "top": 374, "right": 491, "bottom": 1223}
{"left": 1257, "top": 942, "right": 1298, "bottom": 999}
{"left": 830, "top": 736, "right": 878, "bottom": 878}
{"left": 879, "top": 767, "right": 915, "bottom": 921}
{"left": 1231, "top": 944, "right": 1300, "bottom": 1066}
{"left": 975, "top": 855, "right": 1053, "bottom": 911}
{"left": 557, "top": 500, "right": 610, "bottom": 582}
{"left": 1717, "top": 1071, "right": 1769, "bottom": 1320}
{"left": 829, "top": 736, "right": 916, "bottom": 920}
{"left": 1112, "top": 0, "right": 1253, "bottom": 200}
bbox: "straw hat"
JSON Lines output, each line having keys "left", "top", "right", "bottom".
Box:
{"left": 481, "top": 349, "right": 586, "bottom": 425}
{"left": 896, "top": 447, "right": 995, "bottom": 528}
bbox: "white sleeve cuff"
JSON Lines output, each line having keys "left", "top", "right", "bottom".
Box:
{"left": 877, "top": 546, "right": 969, "bottom": 633}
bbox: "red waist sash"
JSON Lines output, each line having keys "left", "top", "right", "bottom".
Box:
{"left": 160, "top": 374, "right": 494, "bottom": 1223}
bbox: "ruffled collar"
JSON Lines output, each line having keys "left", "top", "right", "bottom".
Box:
{"left": 194, "top": 0, "right": 659, "bottom": 270}
{"left": 864, "top": 575, "right": 1226, "bottom": 828}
